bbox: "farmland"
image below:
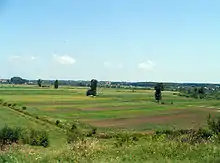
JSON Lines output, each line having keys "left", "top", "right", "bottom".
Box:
{"left": 1, "top": 85, "right": 220, "bottom": 130}
{"left": 1, "top": 85, "right": 220, "bottom": 162}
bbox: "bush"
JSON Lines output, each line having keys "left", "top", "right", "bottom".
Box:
{"left": 156, "top": 128, "right": 213, "bottom": 144}
{"left": 207, "top": 114, "right": 220, "bottom": 134}
{"left": 197, "top": 128, "right": 213, "bottom": 139}
{"left": 86, "top": 127, "right": 97, "bottom": 137}
{"left": 23, "top": 129, "right": 49, "bottom": 147}
{"left": 55, "top": 120, "right": 60, "bottom": 126}
{"left": 0, "top": 99, "right": 3, "bottom": 105}
{"left": 22, "top": 106, "right": 27, "bottom": 110}
{"left": 156, "top": 129, "right": 197, "bottom": 137}
{"left": 0, "top": 126, "right": 22, "bottom": 149}
{"left": 114, "top": 133, "right": 137, "bottom": 147}
{"left": 71, "top": 124, "right": 77, "bottom": 131}
{"left": 92, "top": 127, "right": 97, "bottom": 135}
{"left": 12, "top": 103, "right": 17, "bottom": 108}
{"left": 2, "top": 102, "right": 7, "bottom": 106}
{"left": 67, "top": 129, "right": 84, "bottom": 143}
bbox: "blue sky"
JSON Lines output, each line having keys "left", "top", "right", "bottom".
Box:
{"left": 0, "top": 0, "right": 220, "bottom": 83}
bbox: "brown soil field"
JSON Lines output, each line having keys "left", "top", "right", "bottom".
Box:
{"left": 83, "top": 107, "right": 217, "bottom": 128}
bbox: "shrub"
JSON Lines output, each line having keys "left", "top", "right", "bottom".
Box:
{"left": 67, "top": 129, "right": 84, "bottom": 144}
{"left": 22, "top": 106, "right": 27, "bottom": 110}
{"left": 114, "top": 133, "right": 137, "bottom": 147}
{"left": 87, "top": 127, "right": 97, "bottom": 137}
{"left": 91, "top": 127, "right": 97, "bottom": 135}
{"left": 156, "top": 128, "right": 213, "bottom": 144}
{"left": 55, "top": 120, "right": 60, "bottom": 126}
{"left": 3, "top": 102, "right": 7, "bottom": 106}
{"left": 23, "top": 129, "right": 49, "bottom": 147}
{"left": 71, "top": 124, "right": 77, "bottom": 131}
{"left": 0, "top": 99, "right": 3, "bottom": 105}
{"left": 156, "top": 129, "right": 175, "bottom": 136}
{"left": 11, "top": 103, "right": 17, "bottom": 108}
{"left": 0, "top": 126, "right": 22, "bottom": 149}
{"left": 156, "top": 129, "right": 197, "bottom": 136}
{"left": 207, "top": 114, "right": 220, "bottom": 134}
{"left": 196, "top": 128, "right": 213, "bottom": 139}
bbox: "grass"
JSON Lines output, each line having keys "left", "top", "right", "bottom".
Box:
{"left": 1, "top": 133, "right": 220, "bottom": 162}
{"left": 1, "top": 85, "right": 219, "bottom": 131}
{"left": 1, "top": 85, "right": 220, "bottom": 162}
{"left": 0, "top": 106, "right": 66, "bottom": 147}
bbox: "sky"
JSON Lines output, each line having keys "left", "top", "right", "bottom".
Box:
{"left": 0, "top": 0, "right": 220, "bottom": 83}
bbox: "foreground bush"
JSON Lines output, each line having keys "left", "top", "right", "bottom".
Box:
{"left": 23, "top": 129, "right": 49, "bottom": 147}
{"left": 0, "top": 126, "right": 22, "bottom": 149}
{"left": 0, "top": 126, "right": 49, "bottom": 148}
{"left": 67, "top": 128, "right": 84, "bottom": 143}
{"left": 207, "top": 114, "right": 220, "bottom": 135}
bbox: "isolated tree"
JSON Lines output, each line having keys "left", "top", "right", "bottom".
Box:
{"left": 86, "top": 79, "right": 98, "bottom": 96}
{"left": 154, "top": 83, "right": 163, "bottom": 103}
{"left": 54, "top": 80, "right": 59, "bottom": 89}
{"left": 37, "top": 79, "right": 42, "bottom": 87}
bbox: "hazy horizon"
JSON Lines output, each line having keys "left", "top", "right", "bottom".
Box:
{"left": 2, "top": 77, "right": 220, "bottom": 84}
{"left": 1, "top": 0, "right": 220, "bottom": 83}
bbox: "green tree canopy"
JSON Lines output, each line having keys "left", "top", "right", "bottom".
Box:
{"left": 54, "top": 80, "right": 59, "bottom": 89}
{"left": 154, "top": 83, "right": 163, "bottom": 102}
{"left": 37, "top": 79, "right": 42, "bottom": 87}
{"left": 86, "top": 79, "right": 98, "bottom": 96}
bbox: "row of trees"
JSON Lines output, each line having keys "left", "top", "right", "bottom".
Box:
{"left": 37, "top": 79, "right": 59, "bottom": 89}
{"left": 10, "top": 77, "right": 28, "bottom": 84}
{"left": 179, "top": 87, "right": 206, "bottom": 99}
{"left": 37, "top": 78, "right": 163, "bottom": 102}
{"left": 37, "top": 78, "right": 98, "bottom": 96}
{"left": 8, "top": 76, "right": 165, "bottom": 103}
{"left": 8, "top": 76, "right": 164, "bottom": 103}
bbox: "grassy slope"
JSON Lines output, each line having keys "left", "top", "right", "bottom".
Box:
{"left": 0, "top": 106, "right": 66, "bottom": 147}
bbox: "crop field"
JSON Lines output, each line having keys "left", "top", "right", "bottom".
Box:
{"left": 2, "top": 85, "right": 220, "bottom": 162}
{"left": 1, "top": 85, "right": 220, "bottom": 131}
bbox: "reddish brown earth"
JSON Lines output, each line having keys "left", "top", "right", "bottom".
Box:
{"left": 83, "top": 108, "right": 217, "bottom": 128}
{"left": 84, "top": 113, "right": 195, "bottom": 127}
{"left": 80, "top": 106, "right": 135, "bottom": 111}
{"left": 80, "top": 108, "right": 109, "bottom": 111}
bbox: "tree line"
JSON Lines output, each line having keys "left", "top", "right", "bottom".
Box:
{"left": 37, "top": 79, "right": 59, "bottom": 89}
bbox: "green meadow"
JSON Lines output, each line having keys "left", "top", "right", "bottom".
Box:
{"left": 1, "top": 85, "right": 220, "bottom": 162}
{"left": 1, "top": 85, "right": 219, "bottom": 130}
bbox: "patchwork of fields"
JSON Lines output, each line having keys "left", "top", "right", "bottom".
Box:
{"left": 1, "top": 85, "right": 220, "bottom": 131}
